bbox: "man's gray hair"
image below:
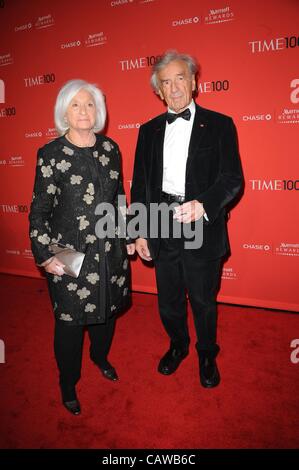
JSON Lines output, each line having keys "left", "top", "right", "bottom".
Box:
{"left": 54, "top": 79, "right": 106, "bottom": 135}
{"left": 150, "top": 50, "right": 198, "bottom": 92}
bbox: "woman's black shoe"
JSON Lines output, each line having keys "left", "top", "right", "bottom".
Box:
{"left": 100, "top": 366, "right": 119, "bottom": 381}
{"left": 63, "top": 399, "right": 81, "bottom": 415}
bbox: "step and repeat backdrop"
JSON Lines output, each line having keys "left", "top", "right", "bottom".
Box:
{"left": 0, "top": 0, "right": 298, "bottom": 311}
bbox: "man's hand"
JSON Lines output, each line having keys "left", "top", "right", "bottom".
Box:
{"left": 173, "top": 200, "right": 205, "bottom": 223}
{"left": 126, "top": 243, "right": 135, "bottom": 255}
{"left": 135, "top": 238, "right": 152, "bottom": 261}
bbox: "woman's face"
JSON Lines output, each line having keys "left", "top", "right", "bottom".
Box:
{"left": 65, "top": 89, "right": 96, "bottom": 132}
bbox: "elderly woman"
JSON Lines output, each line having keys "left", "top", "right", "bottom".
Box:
{"left": 29, "top": 79, "right": 135, "bottom": 415}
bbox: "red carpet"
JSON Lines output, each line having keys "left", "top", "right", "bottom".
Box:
{"left": 0, "top": 273, "right": 298, "bottom": 449}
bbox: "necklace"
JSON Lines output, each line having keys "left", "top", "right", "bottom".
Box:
{"left": 66, "top": 132, "right": 96, "bottom": 148}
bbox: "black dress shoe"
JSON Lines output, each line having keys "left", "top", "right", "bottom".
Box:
{"left": 199, "top": 356, "right": 220, "bottom": 388}
{"left": 99, "top": 365, "right": 119, "bottom": 381}
{"left": 63, "top": 399, "right": 81, "bottom": 415}
{"left": 158, "top": 347, "right": 189, "bottom": 375}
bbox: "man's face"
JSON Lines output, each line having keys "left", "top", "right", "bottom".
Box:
{"left": 157, "top": 60, "right": 195, "bottom": 113}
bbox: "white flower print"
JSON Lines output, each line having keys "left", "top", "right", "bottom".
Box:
{"left": 102, "top": 141, "right": 114, "bottom": 152}
{"left": 37, "top": 233, "right": 50, "bottom": 245}
{"left": 41, "top": 165, "right": 53, "bottom": 178}
{"left": 32, "top": 192, "right": 35, "bottom": 201}
{"left": 56, "top": 159, "right": 71, "bottom": 172}
{"left": 60, "top": 313, "right": 73, "bottom": 321}
{"left": 30, "top": 229, "right": 38, "bottom": 238}
{"left": 53, "top": 196, "right": 58, "bottom": 207}
{"left": 123, "top": 259, "right": 128, "bottom": 270}
{"left": 105, "top": 241, "right": 111, "bottom": 252}
{"left": 86, "top": 234, "right": 97, "bottom": 244}
{"left": 50, "top": 158, "right": 56, "bottom": 166}
{"left": 77, "top": 287, "right": 91, "bottom": 299}
{"left": 57, "top": 187, "right": 61, "bottom": 195}
{"left": 67, "top": 283, "right": 78, "bottom": 291}
{"left": 77, "top": 215, "right": 90, "bottom": 230}
{"left": 117, "top": 276, "right": 126, "bottom": 287}
{"left": 83, "top": 193, "right": 94, "bottom": 205}
{"left": 65, "top": 243, "right": 74, "bottom": 249}
{"left": 93, "top": 151, "right": 98, "bottom": 158}
{"left": 109, "top": 170, "right": 119, "bottom": 180}
{"left": 123, "top": 287, "right": 128, "bottom": 296}
{"left": 86, "top": 272, "right": 100, "bottom": 285}
{"left": 54, "top": 302, "right": 58, "bottom": 311}
{"left": 99, "top": 154, "right": 110, "bottom": 166}
{"left": 110, "top": 275, "right": 117, "bottom": 284}
{"left": 85, "top": 303, "right": 96, "bottom": 313}
{"left": 62, "top": 146, "right": 74, "bottom": 156}
{"left": 110, "top": 305, "right": 116, "bottom": 312}
{"left": 47, "top": 183, "right": 56, "bottom": 194}
{"left": 51, "top": 234, "right": 62, "bottom": 244}
{"left": 86, "top": 183, "right": 95, "bottom": 195}
{"left": 38, "top": 157, "right": 43, "bottom": 166}
{"left": 53, "top": 275, "right": 62, "bottom": 283}
{"left": 94, "top": 253, "right": 100, "bottom": 262}
{"left": 70, "top": 175, "right": 83, "bottom": 185}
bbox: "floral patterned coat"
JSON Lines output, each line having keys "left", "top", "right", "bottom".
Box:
{"left": 29, "top": 134, "right": 131, "bottom": 326}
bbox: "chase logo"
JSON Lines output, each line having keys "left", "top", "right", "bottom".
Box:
{"left": 172, "top": 16, "right": 200, "bottom": 27}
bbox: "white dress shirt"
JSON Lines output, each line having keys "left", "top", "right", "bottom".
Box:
{"left": 162, "top": 100, "right": 196, "bottom": 197}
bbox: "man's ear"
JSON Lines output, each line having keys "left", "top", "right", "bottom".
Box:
{"left": 157, "top": 88, "right": 164, "bottom": 100}
{"left": 191, "top": 75, "right": 196, "bottom": 92}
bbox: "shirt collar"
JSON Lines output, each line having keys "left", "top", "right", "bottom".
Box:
{"left": 167, "top": 99, "right": 195, "bottom": 116}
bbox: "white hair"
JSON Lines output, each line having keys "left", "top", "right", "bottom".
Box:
{"left": 54, "top": 79, "right": 106, "bottom": 135}
{"left": 150, "top": 50, "right": 198, "bottom": 92}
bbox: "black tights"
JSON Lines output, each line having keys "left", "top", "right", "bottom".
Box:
{"left": 54, "top": 317, "right": 116, "bottom": 400}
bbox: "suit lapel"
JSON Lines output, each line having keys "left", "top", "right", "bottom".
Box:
{"left": 154, "top": 115, "right": 167, "bottom": 188}
{"left": 186, "top": 105, "right": 208, "bottom": 178}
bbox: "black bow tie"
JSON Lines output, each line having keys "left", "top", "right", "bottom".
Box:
{"left": 166, "top": 108, "right": 191, "bottom": 124}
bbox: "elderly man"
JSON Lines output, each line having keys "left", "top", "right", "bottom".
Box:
{"left": 131, "top": 50, "right": 243, "bottom": 388}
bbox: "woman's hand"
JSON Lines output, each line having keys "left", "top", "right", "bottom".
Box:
{"left": 126, "top": 243, "right": 135, "bottom": 255}
{"left": 43, "top": 256, "right": 65, "bottom": 276}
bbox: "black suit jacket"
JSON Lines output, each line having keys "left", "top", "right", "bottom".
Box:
{"left": 131, "top": 104, "right": 244, "bottom": 260}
